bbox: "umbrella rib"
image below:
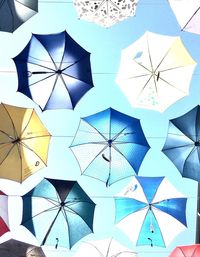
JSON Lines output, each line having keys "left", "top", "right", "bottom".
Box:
{"left": 82, "top": 120, "right": 109, "bottom": 142}
{"left": 84, "top": 242, "right": 104, "bottom": 257}
{"left": 146, "top": 34, "right": 154, "bottom": 73}
{"left": 2, "top": 104, "right": 19, "bottom": 140}
{"left": 137, "top": 74, "right": 154, "bottom": 98}
{"left": 182, "top": 7, "right": 200, "bottom": 31}
{"left": 35, "top": 37, "right": 58, "bottom": 70}
{"left": 156, "top": 76, "right": 188, "bottom": 94}
{"left": 19, "top": 141, "right": 47, "bottom": 166}
{"left": 92, "top": 0, "right": 107, "bottom": 14}
{"left": 28, "top": 58, "right": 57, "bottom": 72}
{"left": 157, "top": 64, "right": 192, "bottom": 73}
{"left": 109, "top": 0, "right": 121, "bottom": 10}
{"left": 163, "top": 142, "right": 194, "bottom": 151}
{"left": 26, "top": 72, "right": 56, "bottom": 87}
{"left": 0, "top": 143, "right": 16, "bottom": 166}
{"left": 182, "top": 145, "right": 196, "bottom": 174}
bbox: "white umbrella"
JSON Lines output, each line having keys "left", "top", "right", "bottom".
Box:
{"left": 74, "top": 237, "right": 137, "bottom": 257}
{"left": 168, "top": 0, "right": 200, "bottom": 34}
{"left": 114, "top": 176, "right": 187, "bottom": 247}
{"left": 73, "top": 0, "right": 138, "bottom": 28}
{"left": 116, "top": 31, "right": 196, "bottom": 112}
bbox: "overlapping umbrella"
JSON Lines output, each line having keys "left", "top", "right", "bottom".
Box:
{"left": 168, "top": 0, "right": 200, "bottom": 35}
{"left": 70, "top": 107, "right": 150, "bottom": 186}
{"left": 22, "top": 178, "right": 96, "bottom": 249}
{"left": 0, "top": 103, "right": 51, "bottom": 183}
{"left": 0, "top": 239, "right": 46, "bottom": 257}
{"left": 169, "top": 244, "right": 200, "bottom": 257}
{"left": 116, "top": 31, "right": 196, "bottom": 111}
{"left": 74, "top": 237, "right": 137, "bottom": 257}
{"left": 0, "top": 0, "right": 38, "bottom": 33}
{"left": 0, "top": 190, "right": 9, "bottom": 237}
{"left": 73, "top": 0, "right": 138, "bottom": 28}
{"left": 13, "top": 31, "right": 94, "bottom": 111}
{"left": 115, "top": 176, "right": 187, "bottom": 247}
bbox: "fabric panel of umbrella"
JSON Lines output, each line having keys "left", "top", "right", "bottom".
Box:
{"left": 0, "top": 239, "right": 46, "bottom": 257}
{"left": 0, "top": 103, "right": 51, "bottom": 183}
{"left": 115, "top": 31, "right": 196, "bottom": 112}
{"left": 70, "top": 107, "right": 150, "bottom": 186}
{"left": 74, "top": 237, "right": 137, "bottom": 257}
{"left": 0, "top": 190, "right": 9, "bottom": 237}
{"left": 73, "top": 0, "right": 138, "bottom": 28}
{"left": 0, "top": 0, "right": 38, "bottom": 33}
{"left": 169, "top": 244, "right": 200, "bottom": 257}
{"left": 115, "top": 176, "right": 187, "bottom": 247}
{"left": 22, "top": 178, "right": 96, "bottom": 249}
{"left": 13, "top": 31, "right": 94, "bottom": 111}
{"left": 168, "top": 0, "right": 200, "bottom": 35}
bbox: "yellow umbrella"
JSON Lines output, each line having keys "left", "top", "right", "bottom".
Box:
{"left": 0, "top": 103, "right": 51, "bottom": 183}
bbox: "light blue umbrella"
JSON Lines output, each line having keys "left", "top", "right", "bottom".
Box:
{"left": 70, "top": 108, "right": 150, "bottom": 186}
{"left": 115, "top": 176, "right": 187, "bottom": 247}
{"left": 22, "top": 178, "right": 96, "bottom": 249}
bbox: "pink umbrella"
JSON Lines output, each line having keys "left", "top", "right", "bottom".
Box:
{"left": 169, "top": 244, "right": 200, "bottom": 257}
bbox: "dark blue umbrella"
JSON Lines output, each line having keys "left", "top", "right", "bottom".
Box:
{"left": 70, "top": 108, "right": 150, "bottom": 186}
{"left": 162, "top": 105, "right": 200, "bottom": 243}
{"left": 13, "top": 31, "right": 94, "bottom": 111}
{"left": 115, "top": 176, "right": 187, "bottom": 247}
{"left": 22, "top": 178, "right": 96, "bottom": 249}
{"left": 162, "top": 105, "right": 200, "bottom": 182}
{"left": 0, "top": 0, "right": 38, "bottom": 33}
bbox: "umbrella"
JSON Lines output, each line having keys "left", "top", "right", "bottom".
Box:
{"left": 168, "top": 0, "right": 200, "bottom": 35}
{"left": 74, "top": 237, "right": 137, "bottom": 257}
{"left": 0, "top": 0, "right": 38, "bottom": 33}
{"left": 73, "top": 0, "right": 138, "bottom": 28}
{"left": 115, "top": 31, "right": 196, "bottom": 112}
{"left": 0, "top": 103, "right": 51, "bottom": 183}
{"left": 169, "top": 244, "right": 200, "bottom": 257}
{"left": 162, "top": 105, "right": 200, "bottom": 243}
{"left": 13, "top": 31, "right": 94, "bottom": 111}
{"left": 70, "top": 107, "right": 150, "bottom": 186}
{"left": 22, "top": 178, "right": 96, "bottom": 249}
{"left": 114, "top": 176, "right": 187, "bottom": 247}
{"left": 0, "top": 239, "right": 46, "bottom": 257}
{"left": 0, "top": 191, "right": 9, "bottom": 237}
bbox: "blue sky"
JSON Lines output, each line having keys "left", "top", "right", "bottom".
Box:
{"left": 0, "top": 0, "right": 199, "bottom": 256}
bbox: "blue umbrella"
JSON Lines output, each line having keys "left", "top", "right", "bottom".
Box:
{"left": 114, "top": 176, "right": 187, "bottom": 247}
{"left": 13, "top": 31, "right": 94, "bottom": 111}
{"left": 0, "top": 0, "right": 38, "bottom": 33}
{"left": 162, "top": 105, "right": 200, "bottom": 182}
{"left": 22, "top": 178, "right": 96, "bottom": 249}
{"left": 70, "top": 108, "right": 150, "bottom": 186}
{"left": 162, "top": 105, "right": 200, "bottom": 243}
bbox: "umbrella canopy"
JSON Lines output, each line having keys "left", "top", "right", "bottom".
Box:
{"left": 73, "top": 0, "right": 138, "bottom": 28}
{"left": 13, "top": 31, "right": 94, "bottom": 111}
{"left": 168, "top": 0, "right": 200, "bottom": 35}
{"left": 115, "top": 31, "right": 196, "bottom": 112}
{"left": 114, "top": 176, "right": 187, "bottom": 247}
{"left": 70, "top": 107, "right": 150, "bottom": 186}
{"left": 169, "top": 244, "right": 200, "bottom": 257}
{"left": 162, "top": 105, "right": 200, "bottom": 182}
{"left": 0, "top": 103, "right": 51, "bottom": 183}
{"left": 0, "top": 239, "right": 46, "bottom": 257}
{"left": 22, "top": 178, "right": 96, "bottom": 249}
{"left": 0, "top": 0, "right": 38, "bottom": 33}
{"left": 0, "top": 191, "right": 9, "bottom": 237}
{"left": 74, "top": 237, "right": 137, "bottom": 257}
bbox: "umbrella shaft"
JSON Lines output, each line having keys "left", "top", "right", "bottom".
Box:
{"left": 196, "top": 182, "right": 200, "bottom": 243}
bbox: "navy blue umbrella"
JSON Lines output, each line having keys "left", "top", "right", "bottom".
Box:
{"left": 13, "top": 31, "right": 94, "bottom": 111}
{"left": 70, "top": 108, "right": 150, "bottom": 186}
{"left": 0, "top": 0, "right": 38, "bottom": 33}
{"left": 22, "top": 178, "right": 96, "bottom": 249}
{"left": 162, "top": 105, "right": 200, "bottom": 243}
{"left": 162, "top": 105, "right": 200, "bottom": 182}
